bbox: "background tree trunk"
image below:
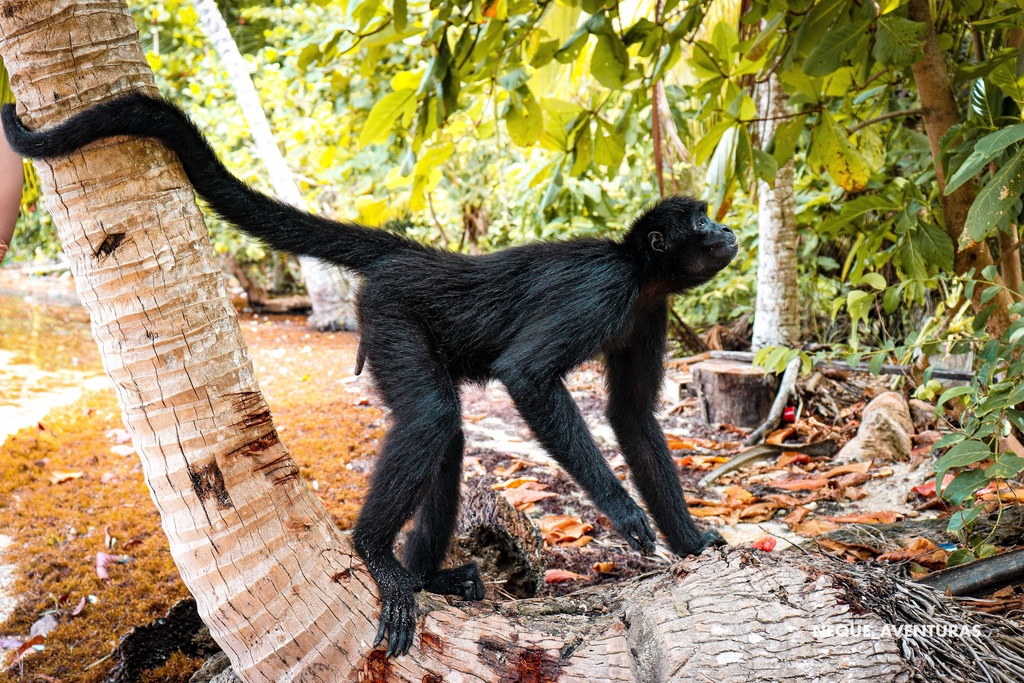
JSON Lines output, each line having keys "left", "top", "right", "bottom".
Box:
{"left": 907, "top": 0, "right": 1013, "bottom": 337}
{"left": 0, "top": 2, "right": 1011, "bottom": 681}
{"left": 752, "top": 73, "right": 801, "bottom": 350}
{"left": 191, "top": 0, "right": 357, "bottom": 331}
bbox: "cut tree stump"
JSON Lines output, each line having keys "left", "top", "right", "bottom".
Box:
{"left": 691, "top": 359, "right": 778, "bottom": 428}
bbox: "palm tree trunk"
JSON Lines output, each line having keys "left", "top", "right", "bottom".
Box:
{"left": 751, "top": 73, "right": 800, "bottom": 350}
{"left": 0, "top": 2, "right": 967, "bottom": 680}
{"left": 191, "top": 0, "right": 356, "bottom": 331}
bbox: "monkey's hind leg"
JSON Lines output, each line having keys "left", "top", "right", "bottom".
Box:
{"left": 403, "top": 429, "right": 485, "bottom": 601}
{"left": 351, "top": 325, "right": 461, "bottom": 658}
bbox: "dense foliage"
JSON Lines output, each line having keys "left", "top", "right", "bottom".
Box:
{"left": 6, "top": 0, "right": 1024, "bottom": 549}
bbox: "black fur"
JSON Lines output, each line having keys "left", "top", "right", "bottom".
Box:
{"left": 3, "top": 94, "right": 739, "bottom": 657}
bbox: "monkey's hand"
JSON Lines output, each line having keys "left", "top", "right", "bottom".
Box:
{"left": 698, "top": 529, "right": 727, "bottom": 553}
{"left": 610, "top": 502, "right": 657, "bottom": 554}
{"left": 424, "top": 563, "right": 486, "bottom": 601}
{"left": 373, "top": 568, "right": 417, "bottom": 658}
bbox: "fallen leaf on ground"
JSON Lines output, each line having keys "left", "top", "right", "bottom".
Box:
{"left": 766, "top": 427, "right": 795, "bottom": 445}
{"left": 820, "top": 511, "right": 903, "bottom": 524}
{"left": 538, "top": 516, "right": 594, "bottom": 545}
{"left": 493, "top": 460, "right": 524, "bottom": 477}
{"left": 722, "top": 486, "right": 754, "bottom": 506}
{"left": 777, "top": 452, "right": 810, "bottom": 467}
{"left": 491, "top": 476, "right": 541, "bottom": 490}
{"left": 48, "top": 470, "right": 83, "bottom": 485}
{"left": 789, "top": 518, "right": 840, "bottom": 536}
{"left": 771, "top": 477, "right": 829, "bottom": 491}
{"left": 95, "top": 552, "right": 130, "bottom": 581}
{"left": 689, "top": 506, "right": 734, "bottom": 517}
{"left": 739, "top": 502, "right": 780, "bottom": 522}
{"left": 817, "top": 539, "right": 877, "bottom": 561}
{"left": 544, "top": 569, "right": 587, "bottom": 583}
{"left": 12, "top": 635, "right": 44, "bottom": 664}
{"left": 500, "top": 488, "right": 556, "bottom": 511}
{"left": 593, "top": 562, "right": 617, "bottom": 573}
{"left": 877, "top": 538, "right": 948, "bottom": 570}
{"left": 666, "top": 435, "right": 724, "bottom": 450}
{"left": 823, "top": 461, "right": 872, "bottom": 478}
{"left": 782, "top": 506, "right": 809, "bottom": 526}
{"left": 911, "top": 473, "right": 956, "bottom": 498}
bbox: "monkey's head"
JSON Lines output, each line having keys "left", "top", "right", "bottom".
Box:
{"left": 627, "top": 196, "right": 739, "bottom": 291}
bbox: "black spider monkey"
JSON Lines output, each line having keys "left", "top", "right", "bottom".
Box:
{"left": 4, "top": 94, "right": 738, "bottom": 657}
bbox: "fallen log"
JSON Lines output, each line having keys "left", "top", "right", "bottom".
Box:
{"left": 917, "top": 548, "right": 1024, "bottom": 597}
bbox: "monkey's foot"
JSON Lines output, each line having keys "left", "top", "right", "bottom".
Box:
{"left": 424, "top": 563, "right": 486, "bottom": 601}
{"left": 611, "top": 504, "right": 657, "bottom": 554}
{"left": 373, "top": 573, "right": 417, "bottom": 657}
{"left": 700, "top": 529, "right": 727, "bottom": 552}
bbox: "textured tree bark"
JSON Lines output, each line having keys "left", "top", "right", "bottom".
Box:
{"left": 907, "top": 0, "right": 1013, "bottom": 337}
{"left": 191, "top": 0, "right": 357, "bottom": 331}
{"left": 0, "top": 2, "right": 965, "bottom": 681}
{"left": 751, "top": 73, "right": 801, "bottom": 350}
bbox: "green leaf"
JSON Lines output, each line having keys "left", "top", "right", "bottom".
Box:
{"left": 594, "top": 121, "right": 625, "bottom": 168}
{"left": 693, "top": 120, "right": 734, "bottom": 166}
{"left": 820, "top": 195, "right": 901, "bottom": 233}
{"left": 590, "top": 32, "right": 630, "bottom": 89}
{"left": 359, "top": 89, "right": 417, "bottom": 147}
{"left": 991, "top": 61, "right": 1024, "bottom": 104}
{"left": 753, "top": 149, "right": 778, "bottom": 184}
{"left": 847, "top": 290, "right": 874, "bottom": 323}
{"left": 946, "top": 547, "right": 976, "bottom": 566}
{"left": 942, "top": 469, "right": 989, "bottom": 505}
{"left": 912, "top": 221, "right": 955, "bottom": 273}
{"left": 858, "top": 272, "right": 887, "bottom": 290}
{"left": 964, "top": 147, "right": 1024, "bottom": 242}
{"left": 803, "top": 20, "right": 870, "bottom": 77}
{"left": 985, "top": 454, "right": 1024, "bottom": 479}
{"left": 811, "top": 111, "right": 872, "bottom": 192}
{"left": 570, "top": 126, "right": 592, "bottom": 176}
{"left": 946, "top": 123, "right": 1024, "bottom": 195}
{"left": 504, "top": 88, "right": 543, "bottom": 147}
{"left": 794, "top": 0, "right": 848, "bottom": 56}
{"left": 937, "top": 385, "right": 975, "bottom": 407}
{"left": 934, "top": 439, "right": 993, "bottom": 495}
{"left": 872, "top": 16, "right": 925, "bottom": 66}
{"left": 771, "top": 114, "right": 808, "bottom": 166}
{"left": 947, "top": 506, "right": 983, "bottom": 534}
{"left": 394, "top": 0, "right": 407, "bottom": 32}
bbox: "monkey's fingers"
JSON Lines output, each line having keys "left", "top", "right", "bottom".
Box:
{"left": 373, "top": 603, "right": 391, "bottom": 649}
{"left": 385, "top": 602, "right": 415, "bottom": 657}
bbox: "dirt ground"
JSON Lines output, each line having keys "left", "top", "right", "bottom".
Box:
{"left": 1, "top": 273, "right": 1021, "bottom": 682}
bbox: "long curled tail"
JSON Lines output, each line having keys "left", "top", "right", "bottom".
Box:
{"left": 2, "top": 93, "right": 416, "bottom": 274}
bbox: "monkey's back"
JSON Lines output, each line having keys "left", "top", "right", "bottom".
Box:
{"left": 357, "top": 238, "right": 639, "bottom": 381}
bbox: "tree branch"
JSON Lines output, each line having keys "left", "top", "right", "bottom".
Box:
{"left": 848, "top": 108, "right": 925, "bottom": 134}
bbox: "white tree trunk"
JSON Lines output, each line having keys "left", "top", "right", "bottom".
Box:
{"left": 751, "top": 73, "right": 800, "bottom": 350}
{"left": 191, "top": 0, "right": 356, "bottom": 331}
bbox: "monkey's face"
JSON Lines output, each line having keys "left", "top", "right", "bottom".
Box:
{"left": 639, "top": 197, "right": 738, "bottom": 289}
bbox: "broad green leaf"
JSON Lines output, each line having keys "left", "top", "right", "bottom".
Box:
{"left": 847, "top": 290, "right": 874, "bottom": 323}
{"left": 753, "top": 149, "right": 778, "bottom": 184}
{"left": 912, "top": 221, "right": 955, "bottom": 272}
{"left": 985, "top": 454, "right": 1024, "bottom": 479}
{"left": 359, "top": 89, "right": 417, "bottom": 147}
{"left": 771, "top": 114, "right": 808, "bottom": 166}
{"left": 504, "top": 89, "right": 543, "bottom": 147}
{"left": 934, "top": 439, "right": 993, "bottom": 496}
{"left": 693, "top": 119, "right": 734, "bottom": 166}
{"left": 794, "top": 0, "right": 848, "bottom": 56}
{"left": 946, "top": 123, "right": 1024, "bottom": 195}
{"left": 991, "top": 61, "right": 1024, "bottom": 104}
{"left": 937, "top": 385, "right": 975, "bottom": 407}
{"left": 594, "top": 122, "right": 625, "bottom": 167}
{"left": 872, "top": 16, "right": 925, "bottom": 66}
{"left": 858, "top": 272, "right": 887, "bottom": 290}
{"left": 947, "top": 506, "right": 982, "bottom": 534}
{"left": 803, "top": 20, "right": 870, "bottom": 77}
{"left": 820, "top": 195, "right": 901, "bottom": 233}
{"left": 942, "top": 469, "right": 989, "bottom": 505}
{"left": 569, "top": 126, "right": 592, "bottom": 176}
{"left": 591, "top": 32, "right": 630, "bottom": 89}
{"left": 811, "top": 111, "right": 872, "bottom": 192}
{"left": 964, "top": 146, "right": 1024, "bottom": 242}
{"left": 946, "top": 548, "right": 976, "bottom": 566}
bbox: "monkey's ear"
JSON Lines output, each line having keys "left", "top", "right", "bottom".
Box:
{"left": 648, "top": 231, "right": 667, "bottom": 253}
